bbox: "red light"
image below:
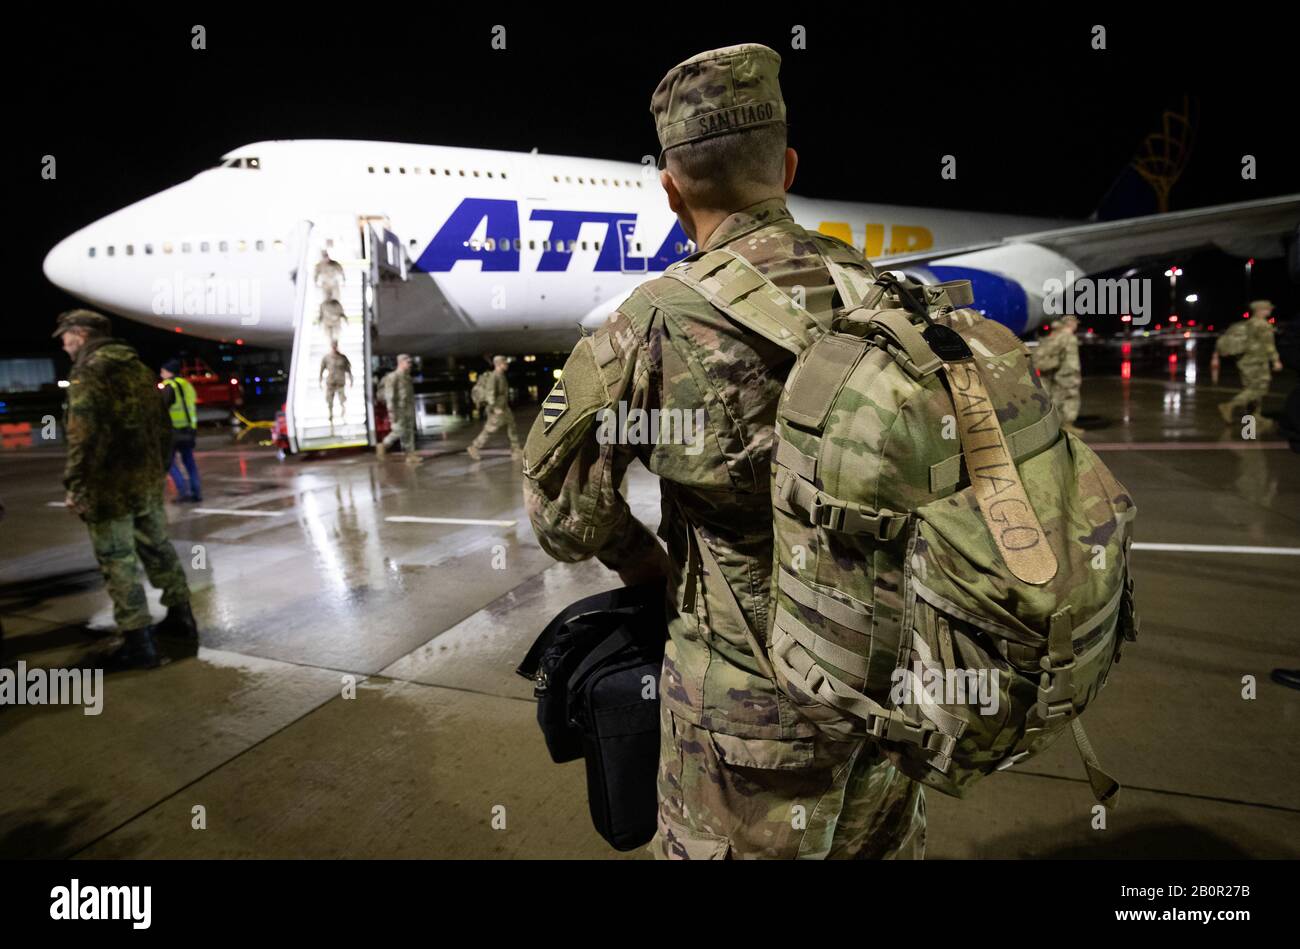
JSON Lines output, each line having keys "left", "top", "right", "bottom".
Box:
{"left": 235, "top": 338, "right": 244, "bottom": 345}
{"left": 1188, "top": 320, "right": 1196, "bottom": 326}
{"left": 1121, "top": 342, "right": 1131, "bottom": 355}
{"left": 1208, "top": 325, "right": 1215, "bottom": 331}
{"left": 1242, "top": 312, "right": 1250, "bottom": 319}
{"left": 1121, "top": 361, "right": 1132, "bottom": 380}
{"left": 1168, "top": 353, "right": 1177, "bottom": 364}
{"left": 173, "top": 326, "right": 183, "bottom": 333}
{"left": 1169, "top": 315, "right": 1179, "bottom": 322}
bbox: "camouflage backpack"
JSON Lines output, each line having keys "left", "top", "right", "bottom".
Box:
{"left": 1216, "top": 321, "right": 1250, "bottom": 358}
{"left": 670, "top": 250, "right": 1138, "bottom": 805}
{"left": 471, "top": 371, "right": 492, "bottom": 410}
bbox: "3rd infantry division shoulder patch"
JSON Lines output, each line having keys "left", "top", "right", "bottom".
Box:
{"left": 542, "top": 379, "right": 568, "bottom": 430}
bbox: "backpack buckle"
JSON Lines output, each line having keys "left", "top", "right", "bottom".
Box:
{"left": 1036, "top": 655, "right": 1077, "bottom": 726}
{"left": 810, "top": 494, "right": 845, "bottom": 531}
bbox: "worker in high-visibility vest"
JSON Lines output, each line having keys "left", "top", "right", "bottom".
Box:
{"left": 160, "top": 360, "right": 202, "bottom": 503}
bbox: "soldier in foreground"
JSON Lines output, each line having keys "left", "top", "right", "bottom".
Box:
{"left": 1214, "top": 299, "right": 1282, "bottom": 424}
{"left": 522, "top": 44, "right": 924, "bottom": 859}
{"left": 466, "top": 355, "right": 521, "bottom": 461}
{"left": 1032, "top": 315, "right": 1083, "bottom": 434}
{"left": 319, "top": 340, "right": 353, "bottom": 429}
{"left": 376, "top": 354, "right": 422, "bottom": 465}
{"left": 56, "top": 310, "right": 198, "bottom": 668}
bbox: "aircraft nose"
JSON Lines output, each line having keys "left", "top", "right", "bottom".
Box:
{"left": 43, "top": 232, "right": 85, "bottom": 296}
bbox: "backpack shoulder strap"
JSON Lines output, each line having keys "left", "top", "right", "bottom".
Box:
{"left": 807, "top": 232, "right": 877, "bottom": 309}
{"left": 662, "top": 248, "right": 823, "bottom": 357}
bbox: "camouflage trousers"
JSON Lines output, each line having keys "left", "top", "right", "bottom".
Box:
{"left": 1226, "top": 359, "right": 1273, "bottom": 414}
{"left": 86, "top": 501, "right": 190, "bottom": 632}
{"left": 1044, "top": 372, "right": 1081, "bottom": 425}
{"left": 381, "top": 416, "right": 417, "bottom": 453}
{"left": 325, "top": 383, "right": 347, "bottom": 422}
{"left": 470, "top": 407, "right": 520, "bottom": 450}
{"left": 651, "top": 701, "right": 926, "bottom": 859}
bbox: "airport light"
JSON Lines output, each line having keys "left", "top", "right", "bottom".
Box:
{"left": 1164, "top": 266, "right": 1183, "bottom": 319}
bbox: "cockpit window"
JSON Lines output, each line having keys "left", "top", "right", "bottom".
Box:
{"left": 219, "top": 157, "right": 261, "bottom": 169}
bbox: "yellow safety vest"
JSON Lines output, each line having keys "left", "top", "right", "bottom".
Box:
{"left": 163, "top": 377, "right": 198, "bottom": 430}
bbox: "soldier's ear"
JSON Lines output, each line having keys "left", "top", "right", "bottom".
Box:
{"left": 783, "top": 147, "right": 799, "bottom": 192}
{"left": 660, "top": 170, "right": 682, "bottom": 213}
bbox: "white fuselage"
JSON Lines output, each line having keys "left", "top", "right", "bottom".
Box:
{"left": 43, "top": 140, "right": 1065, "bottom": 354}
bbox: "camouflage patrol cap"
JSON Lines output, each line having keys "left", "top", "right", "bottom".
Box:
{"left": 52, "top": 308, "right": 111, "bottom": 338}
{"left": 651, "top": 43, "right": 786, "bottom": 169}
{"left": 1249, "top": 299, "right": 1274, "bottom": 314}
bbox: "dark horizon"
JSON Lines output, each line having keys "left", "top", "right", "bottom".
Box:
{"left": 13, "top": 10, "right": 1300, "bottom": 361}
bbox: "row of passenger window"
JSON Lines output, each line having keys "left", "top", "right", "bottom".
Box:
{"left": 465, "top": 237, "right": 695, "bottom": 255}
{"left": 369, "top": 166, "right": 508, "bottom": 179}
{"left": 88, "top": 240, "right": 286, "bottom": 258}
{"left": 551, "top": 175, "right": 643, "bottom": 188}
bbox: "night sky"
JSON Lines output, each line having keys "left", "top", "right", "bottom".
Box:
{"left": 13, "top": 10, "right": 1299, "bottom": 363}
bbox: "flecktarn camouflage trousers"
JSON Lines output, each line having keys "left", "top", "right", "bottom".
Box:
{"left": 86, "top": 500, "right": 191, "bottom": 632}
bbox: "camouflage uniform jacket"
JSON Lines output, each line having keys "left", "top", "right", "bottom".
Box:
{"left": 320, "top": 351, "right": 352, "bottom": 386}
{"left": 1051, "top": 331, "right": 1081, "bottom": 384}
{"left": 63, "top": 337, "right": 171, "bottom": 521}
{"left": 484, "top": 371, "right": 510, "bottom": 411}
{"left": 384, "top": 368, "right": 416, "bottom": 421}
{"left": 524, "top": 197, "right": 870, "bottom": 740}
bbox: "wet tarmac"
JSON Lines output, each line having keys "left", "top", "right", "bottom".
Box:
{"left": 2, "top": 343, "right": 1298, "bottom": 859}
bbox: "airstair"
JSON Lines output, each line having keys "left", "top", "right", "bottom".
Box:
{"left": 284, "top": 215, "right": 408, "bottom": 453}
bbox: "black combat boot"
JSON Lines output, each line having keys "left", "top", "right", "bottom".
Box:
{"left": 1270, "top": 669, "right": 1300, "bottom": 691}
{"left": 102, "top": 627, "right": 161, "bottom": 671}
{"left": 155, "top": 602, "right": 200, "bottom": 658}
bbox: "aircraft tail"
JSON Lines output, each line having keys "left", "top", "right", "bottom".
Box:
{"left": 1092, "top": 96, "right": 1198, "bottom": 221}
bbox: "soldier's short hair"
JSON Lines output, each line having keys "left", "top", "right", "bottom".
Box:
{"left": 493, "top": 354, "right": 509, "bottom": 366}
{"left": 665, "top": 124, "right": 787, "bottom": 210}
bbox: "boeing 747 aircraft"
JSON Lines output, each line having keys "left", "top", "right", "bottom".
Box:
{"left": 42, "top": 140, "right": 1299, "bottom": 356}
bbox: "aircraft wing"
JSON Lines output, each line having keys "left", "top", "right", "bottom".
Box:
{"left": 878, "top": 194, "right": 1300, "bottom": 274}
{"left": 875, "top": 194, "right": 1299, "bottom": 334}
